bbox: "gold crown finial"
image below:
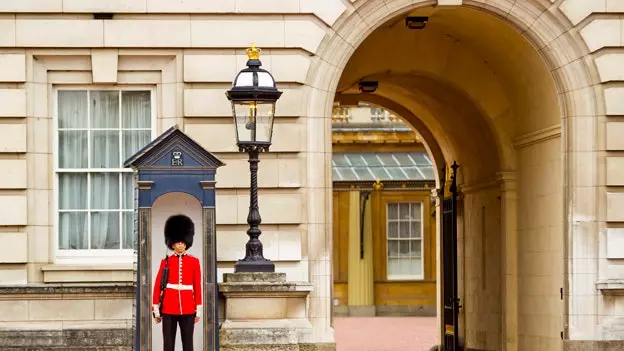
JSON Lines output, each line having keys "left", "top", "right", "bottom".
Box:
{"left": 246, "top": 43, "right": 261, "bottom": 60}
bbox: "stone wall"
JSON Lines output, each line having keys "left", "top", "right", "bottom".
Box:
{"left": 0, "top": 0, "right": 622, "bottom": 349}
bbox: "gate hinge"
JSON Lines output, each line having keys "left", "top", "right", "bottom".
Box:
{"left": 560, "top": 287, "right": 563, "bottom": 300}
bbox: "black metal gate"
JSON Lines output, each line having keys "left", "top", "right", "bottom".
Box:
{"left": 441, "top": 162, "right": 460, "bottom": 350}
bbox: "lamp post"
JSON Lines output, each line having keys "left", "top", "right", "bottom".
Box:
{"left": 226, "top": 44, "right": 282, "bottom": 273}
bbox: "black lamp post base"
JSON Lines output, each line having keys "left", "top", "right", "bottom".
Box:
{"left": 234, "top": 259, "right": 275, "bottom": 273}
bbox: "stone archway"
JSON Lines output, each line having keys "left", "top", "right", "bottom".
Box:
{"left": 304, "top": 1, "right": 602, "bottom": 350}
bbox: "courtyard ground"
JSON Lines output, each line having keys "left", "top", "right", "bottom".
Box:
{"left": 333, "top": 316, "right": 437, "bottom": 351}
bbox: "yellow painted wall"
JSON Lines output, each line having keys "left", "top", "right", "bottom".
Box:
{"left": 332, "top": 188, "right": 437, "bottom": 313}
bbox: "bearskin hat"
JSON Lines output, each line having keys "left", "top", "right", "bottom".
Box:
{"left": 164, "top": 214, "right": 195, "bottom": 250}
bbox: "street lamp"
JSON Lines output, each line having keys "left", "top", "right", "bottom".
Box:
{"left": 226, "top": 43, "right": 282, "bottom": 273}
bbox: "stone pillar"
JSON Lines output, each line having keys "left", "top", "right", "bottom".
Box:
{"left": 346, "top": 191, "right": 375, "bottom": 315}
{"left": 219, "top": 272, "right": 337, "bottom": 350}
{"left": 499, "top": 172, "right": 517, "bottom": 351}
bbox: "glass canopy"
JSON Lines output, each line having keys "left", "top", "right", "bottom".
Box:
{"left": 332, "top": 152, "right": 435, "bottom": 181}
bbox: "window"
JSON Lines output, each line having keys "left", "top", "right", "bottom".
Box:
{"left": 55, "top": 89, "right": 153, "bottom": 258}
{"left": 386, "top": 202, "right": 424, "bottom": 280}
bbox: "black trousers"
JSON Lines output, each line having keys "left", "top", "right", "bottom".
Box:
{"left": 162, "top": 314, "right": 195, "bottom": 351}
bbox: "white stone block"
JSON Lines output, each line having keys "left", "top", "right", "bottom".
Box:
{"left": 607, "top": 0, "right": 624, "bottom": 12}
{"left": 607, "top": 229, "right": 624, "bottom": 259}
{"left": 0, "top": 0, "right": 62, "bottom": 12}
{"left": 278, "top": 230, "right": 302, "bottom": 260}
{"left": 63, "top": 0, "right": 146, "bottom": 12}
{"left": 29, "top": 299, "right": 94, "bottom": 321}
{"left": 559, "top": 0, "right": 605, "bottom": 25}
{"left": 300, "top": 0, "right": 346, "bottom": 26}
{"left": 237, "top": 193, "right": 301, "bottom": 224}
{"left": 0, "top": 267, "right": 27, "bottom": 285}
{"left": 104, "top": 20, "right": 191, "bottom": 47}
{"left": 605, "top": 87, "right": 624, "bottom": 115}
{"left": 216, "top": 157, "right": 280, "bottom": 188}
{"left": 278, "top": 156, "right": 302, "bottom": 187}
{"left": 0, "top": 54, "right": 25, "bottom": 82}
{"left": 275, "top": 88, "right": 304, "bottom": 116}
{"left": 606, "top": 157, "right": 624, "bottom": 186}
{"left": 0, "top": 233, "right": 27, "bottom": 263}
{"left": 215, "top": 194, "right": 238, "bottom": 224}
{"left": 184, "top": 52, "right": 310, "bottom": 84}
{"left": 607, "top": 193, "right": 624, "bottom": 222}
{"left": 147, "top": 0, "right": 234, "bottom": 12}
{"left": 190, "top": 19, "right": 285, "bottom": 48}
{"left": 185, "top": 123, "right": 237, "bottom": 153}
{"left": 183, "top": 53, "right": 238, "bottom": 83}
{"left": 184, "top": 89, "right": 232, "bottom": 117}
{"left": 0, "top": 17, "right": 15, "bottom": 46}
{"left": 272, "top": 122, "right": 304, "bottom": 152}
{"left": 579, "top": 18, "right": 621, "bottom": 52}
{"left": 284, "top": 19, "right": 327, "bottom": 53}
{"left": 15, "top": 19, "right": 104, "bottom": 47}
{"left": 0, "top": 89, "right": 26, "bottom": 117}
{"left": 0, "top": 301, "right": 28, "bottom": 321}
{"left": 0, "top": 196, "right": 27, "bottom": 225}
{"left": 595, "top": 53, "right": 624, "bottom": 82}
{"left": 216, "top": 192, "right": 301, "bottom": 224}
{"left": 94, "top": 299, "right": 133, "bottom": 319}
{"left": 0, "top": 124, "right": 26, "bottom": 152}
{"left": 607, "top": 122, "right": 624, "bottom": 150}
{"left": 271, "top": 53, "right": 311, "bottom": 83}
{"left": 438, "top": 0, "right": 462, "bottom": 5}
{"left": 0, "top": 159, "right": 27, "bottom": 189}
{"left": 91, "top": 49, "right": 118, "bottom": 84}
{"left": 235, "top": 0, "right": 298, "bottom": 13}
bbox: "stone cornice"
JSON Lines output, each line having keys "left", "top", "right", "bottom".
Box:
{"left": 512, "top": 124, "right": 561, "bottom": 150}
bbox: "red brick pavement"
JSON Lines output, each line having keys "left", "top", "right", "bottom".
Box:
{"left": 334, "top": 317, "right": 438, "bottom": 351}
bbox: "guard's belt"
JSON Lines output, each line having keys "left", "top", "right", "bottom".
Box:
{"left": 166, "top": 283, "right": 193, "bottom": 290}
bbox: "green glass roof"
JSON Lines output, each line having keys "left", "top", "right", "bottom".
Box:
{"left": 332, "top": 152, "right": 434, "bottom": 181}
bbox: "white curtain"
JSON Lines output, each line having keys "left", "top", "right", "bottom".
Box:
{"left": 58, "top": 90, "right": 150, "bottom": 251}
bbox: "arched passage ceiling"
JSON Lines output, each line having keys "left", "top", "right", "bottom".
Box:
{"left": 336, "top": 5, "right": 561, "bottom": 183}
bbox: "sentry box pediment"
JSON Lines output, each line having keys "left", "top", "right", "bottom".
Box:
{"left": 124, "top": 125, "right": 225, "bottom": 171}
{"left": 124, "top": 125, "right": 225, "bottom": 206}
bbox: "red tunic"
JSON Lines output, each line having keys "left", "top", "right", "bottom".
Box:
{"left": 152, "top": 253, "right": 202, "bottom": 317}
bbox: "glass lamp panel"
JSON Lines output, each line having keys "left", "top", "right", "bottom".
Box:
{"left": 254, "top": 102, "right": 275, "bottom": 143}
{"left": 256, "top": 72, "right": 274, "bottom": 87}
{"left": 233, "top": 101, "right": 275, "bottom": 143}
{"left": 234, "top": 72, "right": 254, "bottom": 86}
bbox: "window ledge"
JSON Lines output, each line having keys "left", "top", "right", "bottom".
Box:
{"left": 41, "top": 264, "right": 134, "bottom": 283}
{"left": 596, "top": 280, "right": 624, "bottom": 295}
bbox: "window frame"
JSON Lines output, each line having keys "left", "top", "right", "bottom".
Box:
{"left": 52, "top": 85, "right": 157, "bottom": 264}
{"left": 385, "top": 201, "right": 425, "bottom": 281}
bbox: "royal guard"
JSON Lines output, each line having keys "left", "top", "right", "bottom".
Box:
{"left": 152, "top": 214, "right": 202, "bottom": 351}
